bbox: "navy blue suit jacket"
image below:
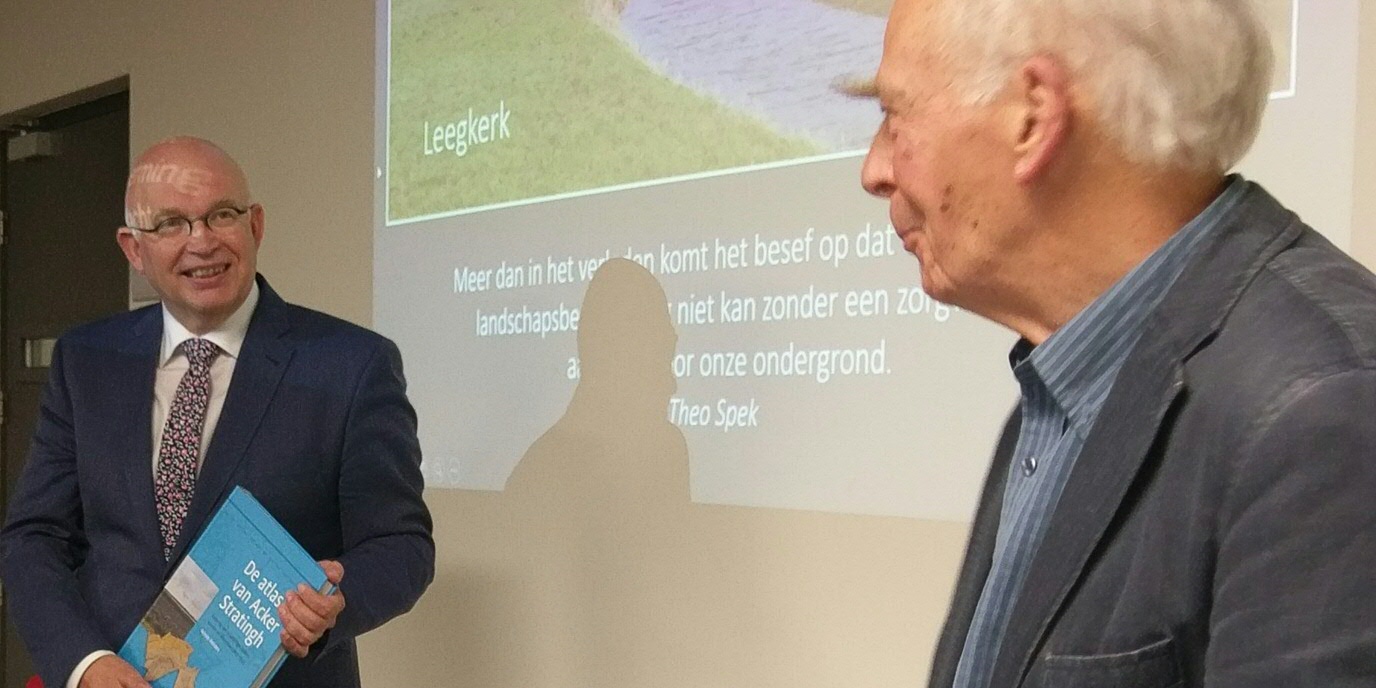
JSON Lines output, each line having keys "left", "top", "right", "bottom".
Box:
{"left": 0, "top": 276, "right": 435, "bottom": 687}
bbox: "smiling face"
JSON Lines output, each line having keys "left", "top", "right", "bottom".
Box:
{"left": 117, "top": 139, "right": 264, "bottom": 334}
{"left": 860, "top": 0, "right": 1027, "bottom": 314}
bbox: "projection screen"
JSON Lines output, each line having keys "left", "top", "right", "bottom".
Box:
{"left": 373, "top": 0, "right": 1358, "bottom": 520}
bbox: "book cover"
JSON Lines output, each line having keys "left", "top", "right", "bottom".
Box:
{"left": 118, "top": 486, "right": 331, "bottom": 688}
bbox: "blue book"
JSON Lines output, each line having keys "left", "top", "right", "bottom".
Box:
{"left": 118, "top": 486, "right": 332, "bottom": 688}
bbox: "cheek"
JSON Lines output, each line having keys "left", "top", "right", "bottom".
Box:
{"left": 889, "top": 148, "right": 937, "bottom": 218}
{"left": 890, "top": 136, "right": 923, "bottom": 184}
{"left": 891, "top": 133, "right": 954, "bottom": 209}
{"left": 151, "top": 246, "right": 189, "bottom": 280}
{"left": 137, "top": 246, "right": 167, "bottom": 274}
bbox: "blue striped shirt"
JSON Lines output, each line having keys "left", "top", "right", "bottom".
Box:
{"left": 951, "top": 176, "right": 1248, "bottom": 688}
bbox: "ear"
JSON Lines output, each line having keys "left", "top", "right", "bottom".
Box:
{"left": 116, "top": 228, "right": 145, "bottom": 273}
{"left": 1010, "top": 54, "right": 1073, "bottom": 184}
{"left": 249, "top": 203, "right": 265, "bottom": 247}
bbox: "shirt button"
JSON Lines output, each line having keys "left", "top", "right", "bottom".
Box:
{"left": 1022, "top": 455, "right": 1039, "bottom": 477}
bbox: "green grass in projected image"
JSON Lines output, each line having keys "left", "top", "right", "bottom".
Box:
{"left": 387, "top": 0, "right": 821, "bottom": 222}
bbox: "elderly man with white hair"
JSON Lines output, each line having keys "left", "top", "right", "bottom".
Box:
{"left": 858, "top": 1, "right": 1376, "bottom": 687}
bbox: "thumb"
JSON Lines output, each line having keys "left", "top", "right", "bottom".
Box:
{"left": 318, "top": 559, "right": 345, "bottom": 584}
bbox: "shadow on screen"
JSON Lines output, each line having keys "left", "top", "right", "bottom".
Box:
{"left": 365, "top": 258, "right": 966, "bottom": 687}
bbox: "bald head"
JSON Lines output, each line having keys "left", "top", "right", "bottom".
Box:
{"left": 116, "top": 135, "right": 265, "bottom": 334}
{"left": 125, "top": 137, "right": 251, "bottom": 228}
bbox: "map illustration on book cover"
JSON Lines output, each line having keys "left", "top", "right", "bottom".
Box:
{"left": 118, "top": 486, "right": 331, "bottom": 688}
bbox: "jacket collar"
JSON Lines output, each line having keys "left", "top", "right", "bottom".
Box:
{"left": 977, "top": 183, "right": 1305, "bottom": 687}
{"left": 164, "top": 275, "right": 296, "bottom": 569}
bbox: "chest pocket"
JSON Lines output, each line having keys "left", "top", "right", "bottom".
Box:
{"left": 1030, "top": 636, "right": 1182, "bottom": 688}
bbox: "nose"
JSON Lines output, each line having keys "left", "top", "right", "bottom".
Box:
{"left": 860, "top": 128, "right": 895, "bottom": 199}
{"left": 184, "top": 218, "right": 219, "bottom": 251}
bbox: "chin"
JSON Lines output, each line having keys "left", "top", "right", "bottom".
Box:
{"left": 920, "top": 276, "right": 954, "bottom": 305}
{"left": 187, "top": 294, "right": 237, "bottom": 316}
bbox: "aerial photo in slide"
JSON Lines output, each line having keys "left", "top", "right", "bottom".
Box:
{"left": 386, "top": 0, "right": 887, "bottom": 222}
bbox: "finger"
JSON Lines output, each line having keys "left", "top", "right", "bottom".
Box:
{"left": 117, "top": 673, "right": 151, "bottom": 688}
{"left": 318, "top": 559, "right": 344, "bottom": 584}
{"left": 290, "top": 584, "right": 337, "bottom": 618}
{"left": 118, "top": 666, "right": 152, "bottom": 688}
{"left": 84, "top": 656, "right": 150, "bottom": 688}
{"left": 281, "top": 630, "right": 308, "bottom": 658}
{"left": 278, "top": 598, "right": 323, "bottom": 645}
{"left": 288, "top": 589, "right": 331, "bottom": 629}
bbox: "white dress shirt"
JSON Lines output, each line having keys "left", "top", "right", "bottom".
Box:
{"left": 68, "top": 283, "right": 260, "bottom": 688}
{"left": 149, "top": 283, "right": 258, "bottom": 476}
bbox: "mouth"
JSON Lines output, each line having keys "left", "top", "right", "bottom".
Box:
{"left": 894, "top": 225, "right": 924, "bottom": 254}
{"left": 181, "top": 264, "right": 229, "bottom": 280}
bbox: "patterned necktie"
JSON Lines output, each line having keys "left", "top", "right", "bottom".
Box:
{"left": 155, "top": 338, "right": 221, "bottom": 560}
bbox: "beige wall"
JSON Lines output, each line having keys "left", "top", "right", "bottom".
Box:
{"left": 1, "top": 3, "right": 376, "bottom": 325}
{"left": 3, "top": 2, "right": 1375, "bottom": 686}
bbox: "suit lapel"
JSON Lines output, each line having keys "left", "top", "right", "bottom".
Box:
{"left": 988, "top": 348, "right": 1185, "bottom": 688}
{"left": 166, "top": 280, "right": 294, "bottom": 568}
{"left": 115, "top": 307, "right": 165, "bottom": 560}
{"left": 986, "top": 183, "right": 1306, "bottom": 687}
{"left": 929, "top": 410, "right": 1020, "bottom": 688}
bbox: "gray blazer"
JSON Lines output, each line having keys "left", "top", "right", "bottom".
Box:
{"left": 929, "top": 183, "right": 1376, "bottom": 688}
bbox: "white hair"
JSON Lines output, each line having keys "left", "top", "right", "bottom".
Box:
{"left": 934, "top": 0, "right": 1273, "bottom": 172}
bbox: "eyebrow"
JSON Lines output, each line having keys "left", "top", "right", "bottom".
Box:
{"left": 836, "top": 75, "right": 880, "bottom": 99}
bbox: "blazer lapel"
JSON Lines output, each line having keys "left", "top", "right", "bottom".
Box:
{"left": 987, "top": 183, "right": 1306, "bottom": 687}
{"left": 166, "top": 280, "right": 294, "bottom": 568}
{"left": 115, "top": 307, "right": 165, "bottom": 560}
{"left": 929, "top": 410, "right": 1020, "bottom": 688}
{"left": 988, "top": 348, "right": 1186, "bottom": 688}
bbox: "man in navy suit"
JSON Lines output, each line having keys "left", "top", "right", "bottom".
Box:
{"left": 858, "top": 0, "right": 1376, "bottom": 686}
{"left": 0, "top": 137, "right": 434, "bottom": 687}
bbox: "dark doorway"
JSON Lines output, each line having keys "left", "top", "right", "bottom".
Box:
{"left": 1, "top": 91, "right": 130, "bottom": 688}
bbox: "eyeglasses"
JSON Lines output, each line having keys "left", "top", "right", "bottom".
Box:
{"left": 127, "top": 205, "right": 252, "bottom": 238}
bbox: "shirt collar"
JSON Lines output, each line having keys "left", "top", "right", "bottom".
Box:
{"left": 1013, "top": 175, "right": 1248, "bottom": 425}
{"left": 159, "top": 281, "right": 260, "bottom": 366}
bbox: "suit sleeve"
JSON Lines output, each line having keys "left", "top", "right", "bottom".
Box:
{"left": 0, "top": 339, "right": 114, "bottom": 687}
{"left": 319, "top": 339, "right": 435, "bottom": 653}
{"left": 1207, "top": 368, "right": 1376, "bottom": 687}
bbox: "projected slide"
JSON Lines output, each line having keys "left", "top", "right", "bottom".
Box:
{"left": 385, "top": 0, "right": 882, "bottom": 222}
{"left": 375, "top": 0, "right": 1358, "bottom": 520}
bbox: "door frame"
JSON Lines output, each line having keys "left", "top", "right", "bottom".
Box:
{"left": 0, "top": 79, "right": 131, "bottom": 686}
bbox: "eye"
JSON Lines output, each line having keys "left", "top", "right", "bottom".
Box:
{"left": 878, "top": 115, "right": 897, "bottom": 141}
{"left": 207, "top": 208, "right": 240, "bottom": 226}
{"left": 155, "top": 217, "right": 188, "bottom": 234}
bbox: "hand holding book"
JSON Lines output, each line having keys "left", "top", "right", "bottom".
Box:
{"left": 117, "top": 487, "right": 335, "bottom": 688}
{"left": 277, "top": 560, "right": 345, "bottom": 658}
{"left": 78, "top": 655, "right": 152, "bottom": 688}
